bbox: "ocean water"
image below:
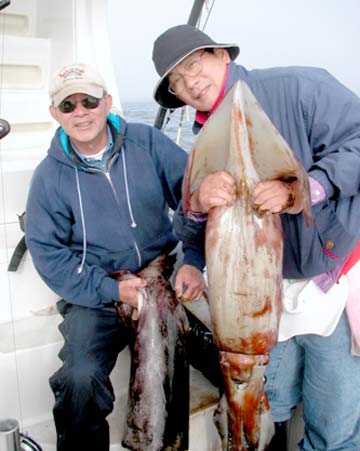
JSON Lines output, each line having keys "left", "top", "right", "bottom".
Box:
{"left": 122, "top": 101, "right": 196, "bottom": 153}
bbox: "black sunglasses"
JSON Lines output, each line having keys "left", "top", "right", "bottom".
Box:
{"left": 58, "top": 96, "right": 102, "bottom": 114}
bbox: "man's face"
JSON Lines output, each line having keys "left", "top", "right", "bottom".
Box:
{"left": 168, "top": 48, "right": 230, "bottom": 112}
{"left": 49, "top": 92, "right": 112, "bottom": 155}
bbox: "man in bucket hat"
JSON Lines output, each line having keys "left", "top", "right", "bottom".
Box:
{"left": 152, "top": 24, "right": 360, "bottom": 451}
{"left": 25, "top": 62, "right": 223, "bottom": 451}
{"left": 153, "top": 24, "right": 239, "bottom": 109}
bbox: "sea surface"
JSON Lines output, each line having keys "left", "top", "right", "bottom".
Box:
{"left": 122, "top": 101, "right": 196, "bottom": 153}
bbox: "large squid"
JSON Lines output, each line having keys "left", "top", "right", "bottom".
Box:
{"left": 182, "top": 80, "right": 311, "bottom": 450}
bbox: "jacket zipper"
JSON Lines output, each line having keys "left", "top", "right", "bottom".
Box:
{"left": 103, "top": 167, "right": 142, "bottom": 268}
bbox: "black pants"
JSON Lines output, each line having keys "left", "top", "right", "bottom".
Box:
{"left": 50, "top": 300, "right": 222, "bottom": 451}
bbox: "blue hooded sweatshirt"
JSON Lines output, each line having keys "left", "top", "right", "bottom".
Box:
{"left": 25, "top": 114, "right": 201, "bottom": 308}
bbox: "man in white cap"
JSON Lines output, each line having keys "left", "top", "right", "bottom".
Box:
{"left": 25, "top": 63, "right": 222, "bottom": 450}
{"left": 152, "top": 25, "right": 360, "bottom": 451}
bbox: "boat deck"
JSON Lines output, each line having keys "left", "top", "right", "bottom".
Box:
{"left": 24, "top": 367, "right": 221, "bottom": 451}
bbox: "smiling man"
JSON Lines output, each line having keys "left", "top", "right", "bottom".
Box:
{"left": 152, "top": 25, "right": 360, "bottom": 451}
{"left": 25, "top": 63, "right": 222, "bottom": 451}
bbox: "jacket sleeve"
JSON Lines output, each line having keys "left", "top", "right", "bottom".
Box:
{"left": 148, "top": 126, "right": 187, "bottom": 210}
{"left": 149, "top": 126, "right": 206, "bottom": 269}
{"left": 305, "top": 71, "right": 360, "bottom": 199}
{"left": 25, "top": 164, "right": 119, "bottom": 308}
{"left": 173, "top": 203, "right": 206, "bottom": 270}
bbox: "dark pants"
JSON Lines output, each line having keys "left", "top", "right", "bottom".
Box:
{"left": 50, "top": 300, "right": 222, "bottom": 451}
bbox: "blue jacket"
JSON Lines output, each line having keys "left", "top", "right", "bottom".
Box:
{"left": 175, "top": 63, "right": 360, "bottom": 278}
{"left": 25, "top": 113, "right": 200, "bottom": 308}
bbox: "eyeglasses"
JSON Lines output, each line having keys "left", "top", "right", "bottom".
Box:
{"left": 58, "top": 96, "right": 102, "bottom": 114}
{"left": 168, "top": 50, "right": 206, "bottom": 95}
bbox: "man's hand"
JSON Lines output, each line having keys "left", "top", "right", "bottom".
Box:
{"left": 253, "top": 179, "right": 303, "bottom": 215}
{"left": 118, "top": 278, "right": 147, "bottom": 308}
{"left": 190, "top": 171, "right": 236, "bottom": 214}
{"left": 174, "top": 264, "right": 206, "bottom": 301}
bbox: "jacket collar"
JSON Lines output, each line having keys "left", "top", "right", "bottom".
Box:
{"left": 50, "top": 113, "right": 126, "bottom": 170}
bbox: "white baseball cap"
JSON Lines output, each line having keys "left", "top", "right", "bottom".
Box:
{"left": 49, "top": 63, "right": 107, "bottom": 106}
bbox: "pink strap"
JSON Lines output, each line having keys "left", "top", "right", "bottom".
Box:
{"left": 337, "top": 240, "right": 360, "bottom": 280}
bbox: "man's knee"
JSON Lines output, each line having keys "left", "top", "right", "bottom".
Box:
{"left": 51, "top": 361, "right": 114, "bottom": 410}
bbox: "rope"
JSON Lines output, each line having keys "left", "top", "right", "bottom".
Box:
{"left": 200, "top": 0, "right": 216, "bottom": 30}
{"left": 175, "top": 107, "right": 186, "bottom": 145}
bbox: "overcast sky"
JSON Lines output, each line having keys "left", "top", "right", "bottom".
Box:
{"left": 107, "top": 0, "right": 360, "bottom": 102}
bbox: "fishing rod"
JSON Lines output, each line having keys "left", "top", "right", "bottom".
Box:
{"left": 0, "top": 0, "right": 10, "bottom": 12}
{"left": 153, "top": 0, "right": 206, "bottom": 130}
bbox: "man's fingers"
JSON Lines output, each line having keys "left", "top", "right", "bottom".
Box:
{"left": 199, "top": 192, "right": 235, "bottom": 211}
{"left": 181, "top": 281, "right": 205, "bottom": 301}
{"left": 130, "top": 277, "right": 147, "bottom": 288}
{"left": 253, "top": 179, "right": 302, "bottom": 215}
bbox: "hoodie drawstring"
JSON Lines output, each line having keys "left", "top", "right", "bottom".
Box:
{"left": 75, "top": 167, "right": 87, "bottom": 274}
{"left": 121, "top": 148, "right": 137, "bottom": 228}
{"left": 74, "top": 146, "right": 139, "bottom": 275}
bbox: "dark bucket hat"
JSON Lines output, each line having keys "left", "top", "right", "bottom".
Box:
{"left": 152, "top": 24, "right": 240, "bottom": 109}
